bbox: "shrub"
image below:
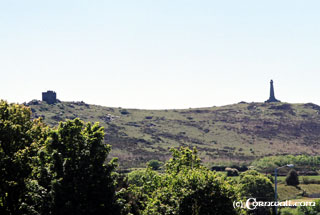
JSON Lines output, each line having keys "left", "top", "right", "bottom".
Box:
{"left": 147, "top": 160, "right": 163, "bottom": 170}
{"left": 301, "top": 177, "right": 320, "bottom": 184}
{"left": 120, "top": 109, "right": 130, "bottom": 115}
{"left": 266, "top": 174, "right": 274, "bottom": 183}
{"left": 211, "top": 166, "right": 226, "bottom": 171}
{"left": 238, "top": 170, "right": 274, "bottom": 215}
{"left": 128, "top": 169, "right": 149, "bottom": 187}
{"left": 230, "top": 164, "right": 248, "bottom": 172}
{"left": 226, "top": 167, "right": 239, "bottom": 176}
{"left": 286, "top": 169, "right": 299, "bottom": 186}
{"left": 302, "top": 177, "right": 311, "bottom": 184}
{"left": 297, "top": 199, "right": 320, "bottom": 215}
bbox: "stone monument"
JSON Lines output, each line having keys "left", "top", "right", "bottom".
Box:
{"left": 265, "top": 80, "right": 280, "bottom": 103}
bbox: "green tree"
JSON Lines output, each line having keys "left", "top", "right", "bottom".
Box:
{"left": 238, "top": 170, "right": 275, "bottom": 215}
{"left": 143, "top": 168, "right": 238, "bottom": 215}
{"left": 238, "top": 170, "right": 274, "bottom": 201}
{"left": 127, "top": 147, "right": 239, "bottom": 215}
{"left": 0, "top": 101, "right": 42, "bottom": 214}
{"left": 286, "top": 169, "right": 299, "bottom": 186}
{"left": 124, "top": 167, "right": 162, "bottom": 214}
{"left": 0, "top": 102, "right": 123, "bottom": 214}
{"left": 165, "top": 147, "right": 201, "bottom": 174}
{"left": 40, "top": 119, "right": 121, "bottom": 215}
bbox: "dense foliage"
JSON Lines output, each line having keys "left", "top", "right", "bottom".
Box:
{"left": 297, "top": 199, "right": 320, "bottom": 215}
{"left": 126, "top": 147, "right": 240, "bottom": 215}
{"left": 252, "top": 155, "right": 320, "bottom": 173}
{"left": 0, "top": 101, "right": 121, "bottom": 215}
{"left": 0, "top": 101, "right": 39, "bottom": 214}
{"left": 147, "top": 159, "right": 163, "bottom": 170}
{"left": 238, "top": 170, "right": 274, "bottom": 201}
{"left": 238, "top": 170, "right": 275, "bottom": 215}
{"left": 286, "top": 169, "right": 299, "bottom": 186}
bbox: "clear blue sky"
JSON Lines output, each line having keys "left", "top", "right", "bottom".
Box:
{"left": 1, "top": 1, "right": 320, "bottom": 109}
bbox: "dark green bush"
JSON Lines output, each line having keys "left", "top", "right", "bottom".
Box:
{"left": 120, "top": 109, "right": 130, "bottom": 115}
{"left": 147, "top": 159, "right": 163, "bottom": 170}
{"left": 286, "top": 169, "right": 299, "bottom": 186}
{"left": 226, "top": 167, "right": 239, "bottom": 176}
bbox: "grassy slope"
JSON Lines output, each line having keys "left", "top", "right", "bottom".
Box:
{"left": 228, "top": 175, "right": 320, "bottom": 201}
{"left": 26, "top": 101, "right": 320, "bottom": 169}
{"left": 277, "top": 184, "right": 320, "bottom": 200}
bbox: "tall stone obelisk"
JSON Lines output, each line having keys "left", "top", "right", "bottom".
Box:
{"left": 265, "top": 80, "right": 280, "bottom": 103}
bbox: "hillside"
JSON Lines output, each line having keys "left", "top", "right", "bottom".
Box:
{"left": 26, "top": 100, "right": 320, "bottom": 169}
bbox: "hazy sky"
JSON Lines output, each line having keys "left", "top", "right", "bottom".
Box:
{"left": 1, "top": 1, "right": 320, "bottom": 109}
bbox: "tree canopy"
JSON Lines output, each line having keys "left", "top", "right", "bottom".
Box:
{"left": 0, "top": 101, "right": 121, "bottom": 215}
{"left": 127, "top": 147, "right": 239, "bottom": 215}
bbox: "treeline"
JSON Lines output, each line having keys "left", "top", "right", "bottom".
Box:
{"left": 252, "top": 155, "right": 320, "bottom": 174}
{"left": 0, "top": 101, "right": 317, "bottom": 215}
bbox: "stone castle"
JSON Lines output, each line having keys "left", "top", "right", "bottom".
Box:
{"left": 42, "top": 90, "right": 57, "bottom": 104}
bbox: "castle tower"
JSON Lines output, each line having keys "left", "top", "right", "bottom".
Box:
{"left": 42, "top": 90, "right": 57, "bottom": 104}
{"left": 265, "top": 80, "right": 280, "bottom": 103}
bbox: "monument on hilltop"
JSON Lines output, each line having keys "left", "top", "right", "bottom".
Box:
{"left": 265, "top": 80, "right": 280, "bottom": 103}
{"left": 42, "top": 90, "right": 57, "bottom": 104}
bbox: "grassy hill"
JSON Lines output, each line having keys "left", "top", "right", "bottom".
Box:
{"left": 25, "top": 100, "right": 320, "bottom": 169}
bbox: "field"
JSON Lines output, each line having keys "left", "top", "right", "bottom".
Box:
{"left": 26, "top": 100, "right": 320, "bottom": 168}
{"left": 224, "top": 174, "right": 320, "bottom": 201}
